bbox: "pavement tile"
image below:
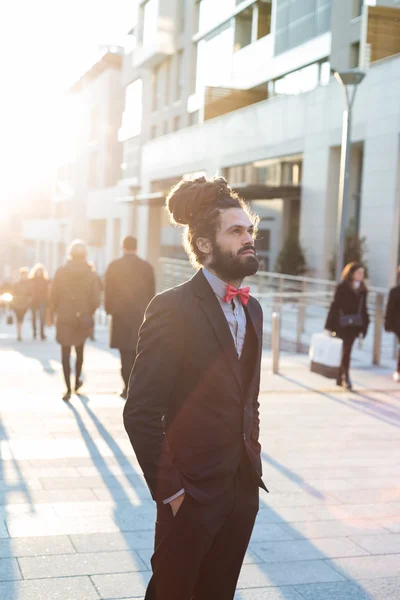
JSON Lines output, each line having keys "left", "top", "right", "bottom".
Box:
{"left": 330, "top": 489, "right": 400, "bottom": 505}
{"left": 294, "top": 581, "right": 374, "bottom": 600}
{"left": 18, "top": 550, "right": 148, "bottom": 579}
{"left": 249, "top": 524, "right": 297, "bottom": 543}
{"left": 376, "top": 518, "right": 400, "bottom": 533}
{"left": 328, "top": 554, "right": 400, "bottom": 580}
{"left": 295, "top": 577, "right": 400, "bottom": 600}
{"left": 350, "top": 533, "right": 400, "bottom": 555}
{"left": 0, "top": 521, "right": 9, "bottom": 539}
{"left": 251, "top": 537, "right": 368, "bottom": 564}
{"left": 237, "top": 561, "right": 345, "bottom": 588}
{"left": 0, "top": 536, "right": 75, "bottom": 558}
{"left": 0, "top": 488, "right": 98, "bottom": 504}
{"left": 0, "top": 479, "right": 44, "bottom": 492}
{"left": 0, "top": 576, "right": 99, "bottom": 600}
{"left": 263, "top": 492, "right": 341, "bottom": 508}
{"left": 93, "top": 486, "right": 152, "bottom": 503}
{"left": 39, "top": 476, "right": 133, "bottom": 491}
{"left": 234, "top": 589, "right": 304, "bottom": 600}
{"left": 7, "top": 515, "right": 125, "bottom": 538}
{"left": 0, "top": 558, "right": 21, "bottom": 582}
{"left": 70, "top": 531, "right": 155, "bottom": 553}
{"left": 91, "top": 572, "right": 151, "bottom": 599}
{"left": 278, "top": 519, "right": 387, "bottom": 540}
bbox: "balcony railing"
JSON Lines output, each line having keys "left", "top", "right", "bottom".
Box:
{"left": 158, "top": 258, "right": 393, "bottom": 367}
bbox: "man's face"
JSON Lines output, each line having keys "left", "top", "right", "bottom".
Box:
{"left": 207, "top": 208, "right": 260, "bottom": 281}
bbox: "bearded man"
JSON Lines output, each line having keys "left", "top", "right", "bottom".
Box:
{"left": 123, "top": 176, "right": 267, "bottom": 600}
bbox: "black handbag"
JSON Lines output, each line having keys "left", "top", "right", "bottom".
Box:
{"left": 339, "top": 296, "right": 364, "bottom": 329}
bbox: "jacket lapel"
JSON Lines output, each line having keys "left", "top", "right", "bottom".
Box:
{"left": 243, "top": 297, "right": 262, "bottom": 399}
{"left": 192, "top": 270, "right": 242, "bottom": 390}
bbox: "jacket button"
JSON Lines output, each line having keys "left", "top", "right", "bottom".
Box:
{"left": 243, "top": 433, "right": 247, "bottom": 441}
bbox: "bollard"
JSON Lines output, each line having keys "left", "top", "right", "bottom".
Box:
{"left": 296, "top": 303, "right": 305, "bottom": 353}
{"left": 373, "top": 293, "right": 384, "bottom": 366}
{"left": 271, "top": 311, "right": 281, "bottom": 375}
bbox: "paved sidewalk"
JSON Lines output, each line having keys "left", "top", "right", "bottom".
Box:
{"left": 1, "top": 322, "right": 400, "bottom": 599}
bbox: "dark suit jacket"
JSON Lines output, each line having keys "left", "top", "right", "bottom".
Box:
{"left": 123, "top": 269, "right": 267, "bottom": 504}
{"left": 385, "top": 285, "right": 400, "bottom": 337}
{"left": 325, "top": 281, "right": 370, "bottom": 339}
{"left": 104, "top": 254, "right": 155, "bottom": 351}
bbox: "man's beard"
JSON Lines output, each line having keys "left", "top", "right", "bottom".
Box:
{"left": 208, "top": 241, "right": 260, "bottom": 282}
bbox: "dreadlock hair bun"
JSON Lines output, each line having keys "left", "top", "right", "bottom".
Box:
{"left": 166, "top": 176, "right": 231, "bottom": 226}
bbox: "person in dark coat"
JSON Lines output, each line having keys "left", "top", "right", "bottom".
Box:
{"left": 123, "top": 177, "right": 267, "bottom": 600}
{"left": 384, "top": 266, "right": 400, "bottom": 381}
{"left": 104, "top": 236, "right": 155, "bottom": 398}
{"left": 51, "top": 240, "right": 101, "bottom": 402}
{"left": 325, "top": 261, "right": 370, "bottom": 390}
{"left": 29, "top": 263, "right": 49, "bottom": 340}
{"left": 11, "top": 268, "right": 32, "bottom": 341}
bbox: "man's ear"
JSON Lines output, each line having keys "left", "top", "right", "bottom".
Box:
{"left": 196, "top": 237, "right": 212, "bottom": 256}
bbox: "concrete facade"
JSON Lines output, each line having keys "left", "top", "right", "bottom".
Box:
{"left": 119, "top": 0, "right": 400, "bottom": 286}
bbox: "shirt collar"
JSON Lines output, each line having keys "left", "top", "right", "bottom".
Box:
{"left": 202, "top": 268, "right": 243, "bottom": 301}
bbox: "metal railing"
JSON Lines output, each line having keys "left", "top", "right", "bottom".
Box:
{"left": 158, "top": 258, "right": 392, "bottom": 367}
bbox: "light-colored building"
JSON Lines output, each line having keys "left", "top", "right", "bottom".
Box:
{"left": 22, "top": 48, "right": 133, "bottom": 275}
{"left": 120, "top": 0, "right": 400, "bottom": 286}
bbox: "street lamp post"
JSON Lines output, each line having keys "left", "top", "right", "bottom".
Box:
{"left": 334, "top": 69, "right": 366, "bottom": 282}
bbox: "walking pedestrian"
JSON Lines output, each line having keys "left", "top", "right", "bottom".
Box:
{"left": 51, "top": 240, "right": 100, "bottom": 402}
{"left": 123, "top": 176, "right": 267, "bottom": 600}
{"left": 29, "top": 263, "right": 49, "bottom": 340}
{"left": 384, "top": 266, "right": 400, "bottom": 381}
{"left": 11, "top": 267, "right": 32, "bottom": 341}
{"left": 104, "top": 236, "right": 155, "bottom": 399}
{"left": 325, "top": 261, "right": 370, "bottom": 390}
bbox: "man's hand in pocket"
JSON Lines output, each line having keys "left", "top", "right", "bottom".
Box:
{"left": 169, "top": 493, "right": 185, "bottom": 516}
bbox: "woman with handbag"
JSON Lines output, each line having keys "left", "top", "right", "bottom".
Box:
{"left": 11, "top": 267, "right": 33, "bottom": 341}
{"left": 325, "top": 262, "right": 370, "bottom": 390}
{"left": 50, "top": 240, "right": 100, "bottom": 401}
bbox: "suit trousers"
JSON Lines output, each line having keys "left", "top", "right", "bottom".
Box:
{"left": 144, "top": 454, "right": 259, "bottom": 600}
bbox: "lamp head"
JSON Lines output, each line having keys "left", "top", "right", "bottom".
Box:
{"left": 334, "top": 69, "right": 366, "bottom": 87}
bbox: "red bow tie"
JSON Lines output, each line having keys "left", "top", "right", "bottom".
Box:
{"left": 224, "top": 284, "right": 250, "bottom": 307}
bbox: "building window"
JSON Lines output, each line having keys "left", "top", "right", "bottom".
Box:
{"left": 350, "top": 42, "right": 360, "bottom": 68}
{"left": 352, "top": 0, "right": 363, "bottom": 18}
{"left": 151, "top": 125, "right": 157, "bottom": 139}
{"left": 234, "top": 6, "right": 253, "bottom": 52}
{"left": 275, "top": 0, "right": 332, "bottom": 55}
{"left": 119, "top": 79, "right": 143, "bottom": 141}
{"left": 196, "top": 22, "right": 234, "bottom": 92}
{"left": 273, "top": 62, "right": 320, "bottom": 96}
{"left": 198, "top": 0, "right": 233, "bottom": 32}
{"left": 173, "top": 116, "right": 181, "bottom": 131}
{"left": 257, "top": 0, "right": 272, "bottom": 39}
{"left": 175, "top": 50, "right": 184, "bottom": 101}
{"left": 163, "top": 121, "right": 169, "bottom": 135}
